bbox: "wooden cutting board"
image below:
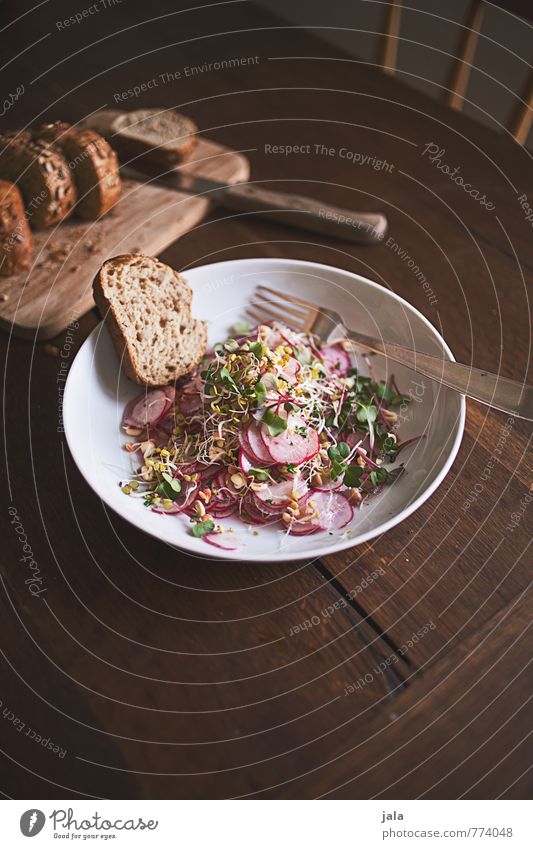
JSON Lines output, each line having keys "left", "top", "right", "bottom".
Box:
{"left": 0, "top": 137, "right": 249, "bottom": 340}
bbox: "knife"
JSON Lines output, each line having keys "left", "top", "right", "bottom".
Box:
{"left": 121, "top": 163, "right": 388, "bottom": 245}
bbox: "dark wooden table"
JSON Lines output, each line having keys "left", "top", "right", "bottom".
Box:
{"left": 1, "top": 0, "right": 531, "bottom": 799}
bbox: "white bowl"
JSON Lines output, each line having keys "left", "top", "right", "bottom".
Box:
{"left": 64, "top": 258, "right": 465, "bottom": 562}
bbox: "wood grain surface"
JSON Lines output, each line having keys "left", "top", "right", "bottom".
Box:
{"left": 0, "top": 0, "right": 531, "bottom": 800}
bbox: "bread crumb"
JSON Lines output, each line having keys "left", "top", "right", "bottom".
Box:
{"left": 48, "top": 246, "right": 69, "bottom": 263}
{"left": 44, "top": 344, "right": 60, "bottom": 356}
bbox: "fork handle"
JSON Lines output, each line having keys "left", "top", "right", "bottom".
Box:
{"left": 218, "top": 184, "right": 387, "bottom": 245}
{"left": 345, "top": 330, "right": 533, "bottom": 419}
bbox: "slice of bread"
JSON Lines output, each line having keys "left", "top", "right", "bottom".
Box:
{"left": 0, "top": 179, "right": 33, "bottom": 275}
{"left": 0, "top": 132, "right": 77, "bottom": 228}
{"left": 93, "top": 254, "right": 207, "bottom": 387}
{"left": 35, "top": 122, "right": 122, "bottom": 220}
{"left": 109, "top": 109, "right": 198, "bottom": 167}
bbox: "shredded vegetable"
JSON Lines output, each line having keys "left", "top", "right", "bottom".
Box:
{"left": 119, "top": 321, "right": 412, "bottom": 544}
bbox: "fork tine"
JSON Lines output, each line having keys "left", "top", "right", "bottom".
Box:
{"left": 245, "top": 307, "right": 281, "bottom": 326}
{"left": 246, "top": 304, "right": 305, "bottom": 329}
{"left": 251, "top": 292, "right": 306, "bottom": 322}
{"left": 256, "top": 285, "right": 313, "bottom": 311}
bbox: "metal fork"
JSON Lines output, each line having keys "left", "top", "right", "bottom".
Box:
{"left": 246, "top": 286, "right": 533, "bottom": 420}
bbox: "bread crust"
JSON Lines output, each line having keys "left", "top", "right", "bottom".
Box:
{"left": 0, "top": 132, "right": 76, "bottom": 228}
{"left": 35, "top": 121, "right": 73, "bottom": 145}
{"left": 110, "top": 109, "right": 198, "bottom": 167}
{"left": 93, "top": 254, "right": 207, "bottom": 387}
{"left": 0, "top": 179, "right": 33, "bottom": 275}
{"left": 35, "top": 123, "right": 122, "bottom": 220}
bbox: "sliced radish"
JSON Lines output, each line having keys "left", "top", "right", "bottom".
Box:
{"left": 162, "top": 386, "right": 176, "bottom": 404}
{"left": 204, "top": 533, "right": 238, "bottom": 551}
{"left": 320, "top": 345, "right": 351, "bottom": 376}
{"left": 247, "top": 421, "right": 275, "bottom": 464}
{"left": 124, "top": 389, "right": 172, "bottom": 428}
{"left": 177, "top": 461, "right": 201, "bottom": 475}
{"left": 237, "top": 428, "right": 267, "bottom": 466}
{"left": 287, "top": 520, "right": 321, "bottom": 535}
{"left": 313, "top": 478, "right": 344, "bottom": 492}
{"left": 254, "top": 476, "right": 308, "bottom": 507}
{"left": 306, "top": 490, "right": 353, "bottom": 530}
{"left": 157, "top": 414, "right": 176, "bottom": 434}
{"left": 240, "top": 500, "right": 270, "bottom": 525}
{"left": 259, "top": 327, "right": 285, "bottom": 349}
{"left": 178, "top": 392, "right": 203, "bottom": 414}
{"left": 279, "top": 356, "right": 301, "bottom": 382}
{"left": 251, "top": 493, "right": 286, "bottom": 516}
{"left": 237, "top": 428, "right": 253, "bottom": 457}
{"left": 209, "top": 502, "right": 238, "bottom": 518}
{"left": 181, "top": 375, "right": 202, "bottom": 395}
{"left": 152, "top": 503, "right": 182, "bottom": 515}
{"left": 261, "top": 416, "right": 319, "bottom": 465}
{"left": 239, "top": 449, "right": 254, "bottom": 474}
{"left": 194, "top": 463, "right": 223, "bottom": 483}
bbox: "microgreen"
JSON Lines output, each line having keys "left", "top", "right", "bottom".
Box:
{"left": 370, "top": 467, "right": 389, "bottom": 487}
{"left": 232, "top": 320, "right": 252, "bottom": 336}
{"left": 249, "top": 340, "right": 265, "bottom": 360}
{"left": 254, "top": 381, "right": 267, "bottom": 407}
{"left": 192, "top": 519, "right": 215, "bottom": 538}
{"left": 327, "top": 442, "right": 351, "bottom": 479}
{"left": 262, "top": 408, "right": 287, "bottom": 436}
{"left": 343, "top": 464, "right": 364, "bottom": 488}
{"left": 374, "top": 381, "right": 410, "bottom": 406}
{"left": 249, "top": 468, "right": 269, "bottom": 481}
{"left": 295, "top": 347, "right": 312, "bottom": 366}
{"left": 224, "top": 339, "right": 239, "bottom": 353}
{"left": 156, "top": 473, "right": 182, "bottom": 501}
{"left": 219, "top": 367, "right": 239, "bottom": 393}
{"left": 356, "top": 403, "right": 377, "bottom": 426}
{"left": 162, "top": 472, "right": 181, "bottom": 490}
{"left": 262, "top": 373, "right": 278, "bottom": 391}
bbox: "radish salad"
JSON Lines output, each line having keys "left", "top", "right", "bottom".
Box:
{"left": 119, "top": 321, "right": 412, "bottom": 549}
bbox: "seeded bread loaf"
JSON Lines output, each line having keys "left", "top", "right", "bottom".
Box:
{"left": 36, "top": 122, "right": 122, "bottom": 220}
{"left": 108, "top": 108, "right": 198, "bottom": 167}
{"left": 0, "top": 131, "right": 76, "bottom": 228}
{"left": 0, "top": 179, "right": 33, "bottom": 275}
{"left": 93, "top": 254, "right": 207, "bottom": 386}
{"left": 36, "top": 121, "right": 73, "bottom": 145}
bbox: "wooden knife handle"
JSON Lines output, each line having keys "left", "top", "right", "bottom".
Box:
{"left": 218, "top": 183, "right": 387, "bottom": 245}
